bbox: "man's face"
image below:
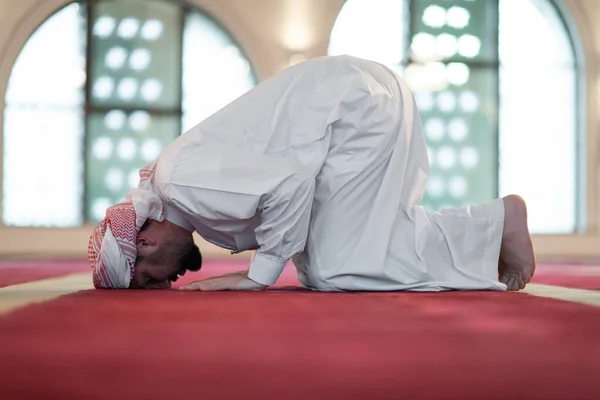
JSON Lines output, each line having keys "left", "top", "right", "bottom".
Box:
{"left": 130, "top": 261, "right": 176, "bottom": 289}
{"left": 130, "top": 220, "right": 181, "bottom": 289}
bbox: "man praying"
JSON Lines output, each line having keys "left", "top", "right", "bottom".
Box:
{"left": 88, "top": 55, "right": 535, "bottom": 292}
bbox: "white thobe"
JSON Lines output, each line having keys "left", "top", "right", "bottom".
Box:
{"left": 146, "top": 55, "right": 507, "bottom": 291}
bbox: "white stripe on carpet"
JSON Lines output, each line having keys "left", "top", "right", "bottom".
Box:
{"left": 0, "top": 273, "right": 92, "bottom": 315}
{"left": 1, "top": 277, "right": 600, "bottom": 316}
{"left": 522, "top": 283, "right": 600, "bottom": 307}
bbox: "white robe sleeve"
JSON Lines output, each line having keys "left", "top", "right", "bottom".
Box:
{"left": 155, "top": 146, "right": 316, "bottom": 286}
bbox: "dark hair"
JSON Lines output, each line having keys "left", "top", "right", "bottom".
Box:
{"left": 136, "top": 240, "right": 202, "bottom": 282}
{"left": 170, "top": 242, "right": 202, "bottom": 282}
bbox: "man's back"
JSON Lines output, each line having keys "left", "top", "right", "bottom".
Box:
{"left": 174, "top": 55, "right": 400, "bottom": 176}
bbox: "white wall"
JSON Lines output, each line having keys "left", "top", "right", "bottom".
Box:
{"left": 0, "top": 0, "right": 598, "bottom": 259}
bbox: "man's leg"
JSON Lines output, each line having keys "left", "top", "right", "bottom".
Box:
{"left": 498, "top": 194, "right": 536, "bottom": 290}
{"left": 297, "top": 61, "right": 535, "bottom": 292}
{"left": 385, "top": 194, "right": 535, "bottom": 292}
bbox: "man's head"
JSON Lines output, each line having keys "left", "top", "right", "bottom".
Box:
{"left": 87, "top": 186, "right": 201, "bottom": 290}
{"left": 130, "top": 219, "right": 202, "bottom": 289}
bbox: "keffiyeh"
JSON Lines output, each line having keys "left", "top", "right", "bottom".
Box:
{"left": 88, "top": 162, "right": 164, "bottom": 289}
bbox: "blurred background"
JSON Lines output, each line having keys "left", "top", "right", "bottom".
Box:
{"left": 0, "top": 0, "right": 596, "bottom": 261}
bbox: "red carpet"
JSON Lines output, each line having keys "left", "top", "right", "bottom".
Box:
{"left": 0, "top": 260, "right": 88, "bottom": 288}
{"left": 2, "top": 259, "right": 600, "bottom": 290}
{"left": 1, "top": 260, "right": 600, "bottom": 399}
{"left": 532, "top": 263, "right": 600, "bottom": 290}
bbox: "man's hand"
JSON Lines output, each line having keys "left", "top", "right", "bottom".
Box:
{"left": 178, "top": 270, "right": 268, "bottom": 291}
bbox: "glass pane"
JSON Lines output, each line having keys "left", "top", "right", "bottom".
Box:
{"left": 499, "top": 65, "right": 577, "bottom": 233}
{"left": 327, "top": 0, "right": 406, "bottom": 71}
{"left": 90, "top": 0, "right": 181, "bottom": 109}
{"left": 410, "top": 0, "right": 498, "bottom": 64}
{"left": 3, "top": 3, "right": 85, "bottom": 227}
{"left": 182, "top": 12, "right": 256, "bottom": 132}
{"left": 499, "top": 0, "right": 579, "bottom": 233}
{"left": 405, "top": 0, "right": 499, "bottom": 211}
{"left": 86, "top": 111, "right": 178, "bottom": 222}
{"left": 499, "top": 0, "right": 575, "bottom": 66}
{"left": 5, "top": 4, "right": 86, "bottom": 107}
{"left": 3, "top": 106, "right": 84, "bottom": 227}
{"left": 415, "top": 67, "right": 498, "bottom": 211}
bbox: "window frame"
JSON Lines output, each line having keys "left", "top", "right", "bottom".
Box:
{"left": 327, "top": 0, "right": 593, "bottom": 250}
{"left": 0, "top": 0, "right": 597, "bottom": 259}
{"left": 2, "top": 0, "right": 259, "bottom": 226}
{"left": 528, "top": 0, "right": 600, "bottom": 258}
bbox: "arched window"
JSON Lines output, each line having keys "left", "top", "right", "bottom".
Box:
{"left": 3, "top": 0, "right": 256, "bottom": 227}
{"left": 329, "top": 0, "right": 581, "bottom": 234}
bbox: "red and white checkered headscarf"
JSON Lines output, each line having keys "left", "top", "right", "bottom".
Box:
{"left": 88, "top": 162, "right": 164, "bottom": 289}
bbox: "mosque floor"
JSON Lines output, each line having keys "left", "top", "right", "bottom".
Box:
{"left": 1, "top": 259, "right": 599, "bottom": 399}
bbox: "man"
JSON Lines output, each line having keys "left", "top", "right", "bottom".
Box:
{"left": 88, "top": 55, "right": 535, "bottom": 292}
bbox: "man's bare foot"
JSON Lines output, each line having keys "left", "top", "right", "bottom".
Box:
{"left": 498, "top": 195, "right": 536, "bottom": 291}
